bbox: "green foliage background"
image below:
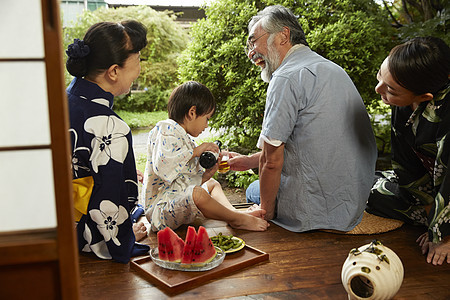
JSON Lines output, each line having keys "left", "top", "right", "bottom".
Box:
{"left": 63, "top": 6, "right": 189, "bottom": 112}
{"left": 178, "top": 0, "right": 396, "bottom": 152}
{"left": 396, "top": 2, "right": 450, "bottom": 44}
{"left": 62, "top": 1, "right": 447, "bottom": 184}
{"left": 179, "top": 1, "right": 265, "bottom": 151}
{"left": 63, "top": 1, "right": 447, "bottom": 154}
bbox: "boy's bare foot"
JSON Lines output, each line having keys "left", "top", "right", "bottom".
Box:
{"left": 229, "top": 213, "right": 269, "bottom": 231}
{"left": 416, "top": 232, "right": 450, "bottom": 265}
{"left": 245, "top": 207, "right": 266, "bottom": 219}
{"left": 133, "top": 221, "right": 148, "bottom": 242}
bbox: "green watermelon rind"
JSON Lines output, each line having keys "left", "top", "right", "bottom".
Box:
{"left": 180, "top": 247, "right": 219, "bottom": 268}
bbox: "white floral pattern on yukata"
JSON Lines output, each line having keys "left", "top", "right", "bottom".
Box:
{"left": 89, "top": 200, "right": 129, "bottom": 246}
{"left": 84, "top": 115, "right": 130, "bottom": 173}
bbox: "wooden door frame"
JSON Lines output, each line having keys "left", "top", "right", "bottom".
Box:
{"left": 42, "top": 0, "right": 80, "bottom": 298}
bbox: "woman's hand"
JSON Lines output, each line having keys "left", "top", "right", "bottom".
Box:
{"left": 417, "top": 232, "right": 450, "bottom": 265}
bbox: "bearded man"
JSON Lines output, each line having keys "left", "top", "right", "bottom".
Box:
{"left": 228, "top": 5, "right": 378, "bottom": 232}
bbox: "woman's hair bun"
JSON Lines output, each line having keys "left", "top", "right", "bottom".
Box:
{"left": 66, "top": 39, "right": 90, "bottom": 77}
{"left": 66, "top": 39, "right": 90, "bottom": 59}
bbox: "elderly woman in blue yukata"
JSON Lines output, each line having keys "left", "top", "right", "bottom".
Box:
{"left": 66, "top": 20, "right": 150, "bottom": 263}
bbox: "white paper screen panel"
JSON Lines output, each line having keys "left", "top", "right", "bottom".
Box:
{"left": 0, "top": 149, "right": 57, "bottom": 231}
{"left": 0, "top": 62, "right": 51, "bottom": 147}
{"left": 0, "top": 1, "right": 44, "bottom": 58}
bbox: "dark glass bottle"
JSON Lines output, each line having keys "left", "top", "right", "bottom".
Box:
{"left": 199, "top": 140, "right": 222, "bottom": 169}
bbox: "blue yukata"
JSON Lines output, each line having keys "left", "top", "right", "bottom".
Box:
{"left": 67, "top": 77, "right": 149, "bottom": 264}
{"left": 141, "top": 119, "right": 204, "bottom": 232}
{"left": 247, "top": 45, "right": 378, "bottom": 232}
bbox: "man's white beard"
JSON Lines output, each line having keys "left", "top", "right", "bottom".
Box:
{"left": 261, "top": 66, "right": 271, "bottom": 83}
{"left": 261, "top": 42, "right": 280, "bottom": 83}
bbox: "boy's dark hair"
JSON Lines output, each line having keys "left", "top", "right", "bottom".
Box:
{"left": 66, "top": 20, "right": 148, "bottom": 78}
{"left": 168, "top": 81, "right": 216, "bottom": 124}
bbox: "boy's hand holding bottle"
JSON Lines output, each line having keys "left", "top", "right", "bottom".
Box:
{"left": 195, "top": 142, "right": 220, "bottom": 183}
{"left": 197, "top": 140, "right": 222, "bottom": 169}
{"left": 193, "top": 142, "right": 220, "bottom": 164}
{"left": 195, "top": 140, "right": 230, "bottom": 175}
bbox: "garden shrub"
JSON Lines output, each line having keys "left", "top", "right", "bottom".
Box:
{"left": 178, "top": 0, "right": 396, "bottom": 153}
{"left": 225, "top": 170, "right": 259, "bottom": 190}
{"left": 63, "top": 5, "right": 189, "bottom": 112}
{"left": 114, "top": 87, "right": 169, "bottom": 112}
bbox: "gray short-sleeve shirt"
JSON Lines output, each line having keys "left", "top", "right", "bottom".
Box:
{"left": 261, "top": 46, "right": 377, "bottom": 232}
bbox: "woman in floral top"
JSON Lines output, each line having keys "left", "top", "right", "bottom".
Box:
{"left": 66, "top": 21, "right": 150, "bottom": 263}
{"left": 367, "top": 37, "right": 450, "bottom": 265}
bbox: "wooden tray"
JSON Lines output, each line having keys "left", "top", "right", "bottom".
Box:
{"left": 131, "top": 244, "right": 269, "bottom": 294}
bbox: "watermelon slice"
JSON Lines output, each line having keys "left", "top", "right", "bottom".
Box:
{"left": 156, "top": 226, "right": 217, "bottom": 265}
{"left": 157, "top": 227, "right": 185, "bottom": 262}
{"left": 157, "top": 228, "right": 169, "bottom": 260}
{"left": 191, "top": 226, "right": 217, "bottom": 264}
{"left": 181, "top": 226, "right": 197, "bottom": 264}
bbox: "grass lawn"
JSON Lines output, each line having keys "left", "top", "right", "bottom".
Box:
{"left": 116, "top": 110, "right": 168, "bottom": 172}
{"left": 115, "top": 110, "right": 168, "bottom": 129}
{"left": 135, "top": 153, "right": 147, "bottom": 175}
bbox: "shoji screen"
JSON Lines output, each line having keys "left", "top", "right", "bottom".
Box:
{"left": 0, "top": 0, "right": 56, "bottom": 231}
{"left": 0, "top": 1, "right": 80, "bottom": 299}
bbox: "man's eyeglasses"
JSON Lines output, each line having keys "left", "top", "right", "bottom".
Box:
{"left": 244, "top": 32, "right": 269, "bottom": 55}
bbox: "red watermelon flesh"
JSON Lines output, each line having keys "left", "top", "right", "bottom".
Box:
{"left": 181, "top": 226, "right": 197, "bottom": 264}
{"left": 157, "top": 227, "right": 185, "bottom": 262}
{"left": 157, "top": 228, "right": 169, "bottom": 260}
{"left": 191, "top": 226, "right": 216, "bottom": 264}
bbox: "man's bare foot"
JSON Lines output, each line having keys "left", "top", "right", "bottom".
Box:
{"left": 133, "top": 221, "right": 148, "bottom": 242}
{"left": 416, "top": 232, "right": 450, "bottom": 265}
{"left": 229, "top": 213, "right": 269, "bottom": 231}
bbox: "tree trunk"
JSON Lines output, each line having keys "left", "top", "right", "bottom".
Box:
{"left": 384, "top": 0, "right": 404, "bottom": 27}
{"left": 402, "top": 0, "right": 414, "bottom": 23}
{"left": 421, "top": 0, "right": 434, "bottom": 20}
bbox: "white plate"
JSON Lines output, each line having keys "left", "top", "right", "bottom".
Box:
{"left": 149, "top": 246, "right": 225, "bottom": 271}
{"left": 212, "top": 236, "right": 246, "bottom": 254}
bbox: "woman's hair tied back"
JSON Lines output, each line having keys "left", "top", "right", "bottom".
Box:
{"left": 66, "top": 39, "right": 90, "bottom": 59}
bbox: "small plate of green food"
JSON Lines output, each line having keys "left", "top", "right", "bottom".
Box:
{"left": 211, "top": 232, "right": 245, "bottom": 254}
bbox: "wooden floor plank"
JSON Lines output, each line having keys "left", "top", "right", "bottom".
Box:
{"left": 79, "top": 221, "right": 450, "bottom": 299}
